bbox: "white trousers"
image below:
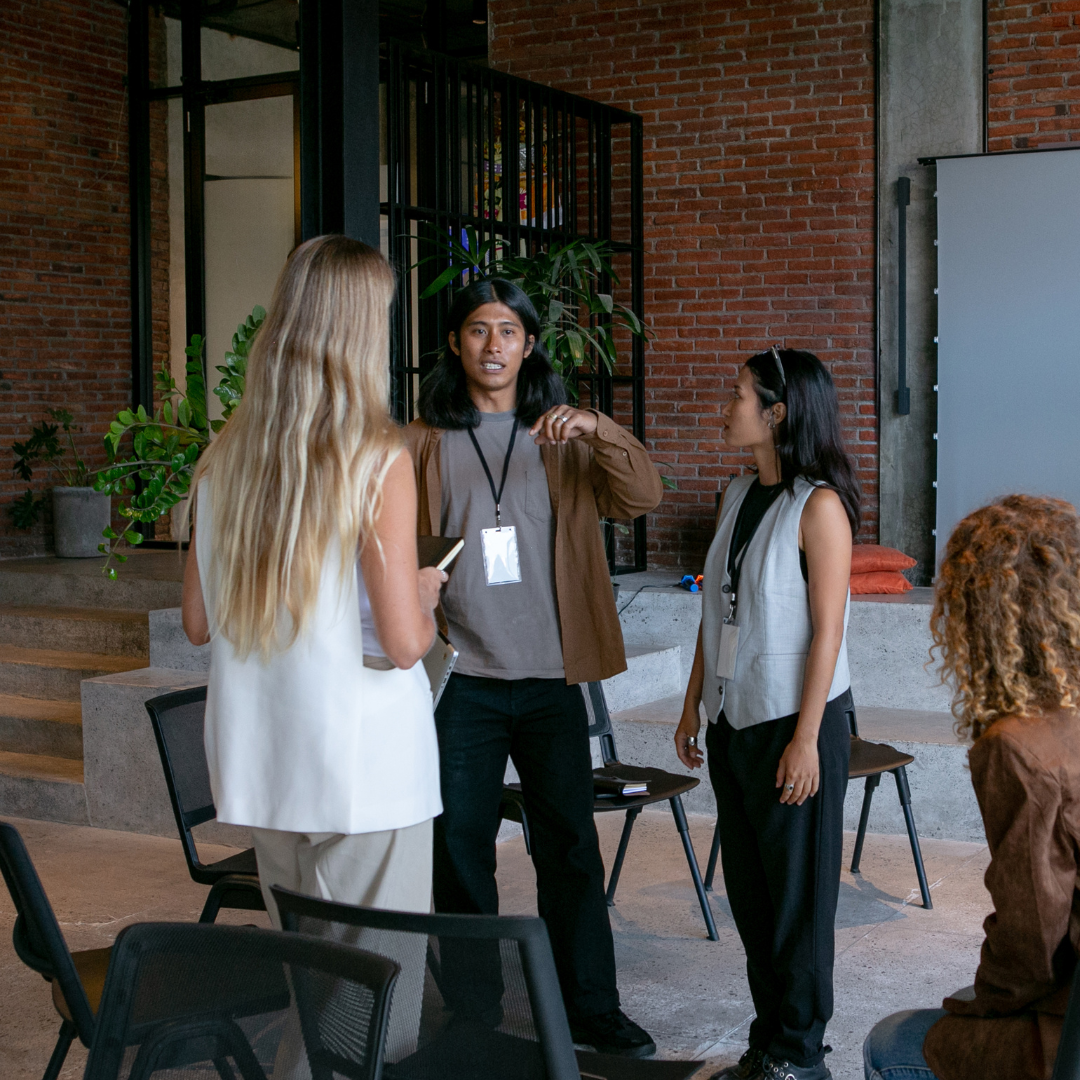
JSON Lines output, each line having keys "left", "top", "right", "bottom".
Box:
{"left": 252, "top": 818, "right": 434, "bottom": 1067}
{"left": 251, "top": 817, "right": 433, "bottom": 927}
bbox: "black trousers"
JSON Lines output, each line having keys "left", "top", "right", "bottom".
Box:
{"left": 706, "top": 689, "right": 852, "bottom": 1068}
{"left": 432, "top": 673, "right": 619, "bottom": 1019}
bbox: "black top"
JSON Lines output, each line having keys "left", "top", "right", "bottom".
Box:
{"left": 727, "top": 478, "right": 809, "bottom": 585}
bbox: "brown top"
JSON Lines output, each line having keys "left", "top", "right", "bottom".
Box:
{"left": 404, "top": 411, "right": 664, "bottom": 685}
{"left": 923, "top": 707, "right": 1080, "bottom": 1080}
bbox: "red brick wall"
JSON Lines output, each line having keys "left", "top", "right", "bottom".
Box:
{"left": 0, "top": 0, "right": 138, "bottom": 557}
{"left": 988, "top": 0, "right": 1080, "bottom": 151}
{"left": 490, "top": 0, "right": 878, "bottom": 568}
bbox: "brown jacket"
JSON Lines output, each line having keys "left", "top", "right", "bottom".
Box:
{"left": 403, "top": 412, "right": 663, "bottom": 685}
{"left": 923, "top": 709, "right": 1080, "bottom": 1080}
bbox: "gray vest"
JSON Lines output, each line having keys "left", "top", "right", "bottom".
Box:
{"left": 701, "top": 474, "right": 851, "bottom": 729}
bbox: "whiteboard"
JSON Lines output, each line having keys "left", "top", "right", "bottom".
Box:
{"left": 936, "top": 149, "right": 1080, "bottom": 565}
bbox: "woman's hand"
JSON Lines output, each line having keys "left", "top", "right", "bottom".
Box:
{"left": 776, "top": 732, "right": 819, "bottom": 805}
{"left": 675, "top": 706, "right": 705, "bottom": 770}
{"left": 418, "top": 567, "right": 448, "bottom": 612}
{"left": 529, "top": 405, "right": 598, "bottom": 445}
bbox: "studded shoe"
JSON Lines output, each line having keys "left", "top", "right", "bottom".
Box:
{"left": 709, "top": 1047, "right": 767, "bottom": 1079}
{"left": 760, "top": 1053, "right": 833, "bottom": 1080}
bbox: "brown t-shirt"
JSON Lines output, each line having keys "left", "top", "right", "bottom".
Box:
{"left": 439, "top": 411, "right": 565, "bottom": 680}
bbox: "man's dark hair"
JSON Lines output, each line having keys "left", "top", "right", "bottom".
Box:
{"left": 417, "top": 278, "right": 567, "bottom": 430}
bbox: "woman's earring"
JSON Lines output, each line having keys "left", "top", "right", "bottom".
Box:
{"left": 768, "top": 420, "right": 775, "bottom": 430}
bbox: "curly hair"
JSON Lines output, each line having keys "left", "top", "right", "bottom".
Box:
{"left": 931, "top": 494, "right": 1080, "bottom": 740}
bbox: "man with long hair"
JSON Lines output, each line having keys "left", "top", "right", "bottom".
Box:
{"left": 404, "top": 277, "right": 663, "bottom": 1057}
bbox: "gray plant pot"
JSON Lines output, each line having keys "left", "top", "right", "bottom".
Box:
{"left": 52, "top": 487, "right": 111, "bottom": 558}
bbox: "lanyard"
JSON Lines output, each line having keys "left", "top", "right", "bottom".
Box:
{"left": 725, "top": 482, "right": 783, "bottom": 619}
{"left": 467, "top": 418, "right": 520, "bottom": 529}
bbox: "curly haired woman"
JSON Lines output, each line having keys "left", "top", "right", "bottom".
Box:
{"left": 863, "top": 494, "right": 1080, "bottom": 1080}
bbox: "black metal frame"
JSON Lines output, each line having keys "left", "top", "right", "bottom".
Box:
{"left": 384, "top": 42, "right": 648, "bottom": 571}
{"left": 127, "top": 2, "right": 300, "bottom": 402}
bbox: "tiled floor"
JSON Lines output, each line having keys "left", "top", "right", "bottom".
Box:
{"left": 0, "top": 811, "right": 989, "bottom": 1080}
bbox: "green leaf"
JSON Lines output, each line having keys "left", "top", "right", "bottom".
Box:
{"left": 597, "top": 292, "right": 614, "bottom": 315}
{"left": 123, "top": 529, "right": 144, "bottom": 546}
{"left": 419, "top": 261, "right": 468, "bottom": 300}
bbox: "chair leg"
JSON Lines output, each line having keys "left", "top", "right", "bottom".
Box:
{"left": 605, "top": 806, "right": 641, "bottom": 906}
{"left": 42, "top": 1020, "right": 76, "bottom": 1080}
{"left": 519, "top": 804, "right": 532, "bottom": 857}
{"left": 894, "top": 766, "right": 933, "bottom": 909}
{"left": 670, "top": 796, "right": 719, "bottom": 942}
{"left": 704, "top": 821, "right": 721, "bottom": 892}
{"left": 200, "top": 882, "right": 225, "bottom": 923}
{"left": 850, "top": 773, "right": 881, "bottom": 873}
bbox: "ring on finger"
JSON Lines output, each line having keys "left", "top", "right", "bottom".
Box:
{"left": 785, "top": 783, "right": 795, "bottom": 791}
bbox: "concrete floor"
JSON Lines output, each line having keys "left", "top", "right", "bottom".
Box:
{"left": 0, "top": 811, "right": 990, "bottom": 1080}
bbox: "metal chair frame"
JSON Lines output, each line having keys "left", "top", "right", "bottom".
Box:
{"left": 498, "top": 681, "right": 718, "bottom": 941}
{"left": 0, "top": 820, "right": 102, "bottom": 1080}
{"left": 144, "top": 685, "right": 266, "bottom": 922}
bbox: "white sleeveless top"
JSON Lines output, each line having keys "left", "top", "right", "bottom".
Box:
{"left": 700, "top": 474, "right": 851, "bottom": 730}
{"left": 196, "top": 479, "right": 442, "bottom": 834}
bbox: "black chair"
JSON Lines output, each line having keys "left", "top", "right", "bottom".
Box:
{"left": 703, "top": 699, "right": 933, "bottom": 910}
{"left": 272, "top": 886, "right": 699, "bottom": 1080}
{"left": 498, "top": 681, "right": 718, "bottom": 941}
{"left": 145, "top": 685, "right": 266, "bottom": 923}
{"left": 1052, "top": 966, "right": 1080, "bottom": 1080}
{"left": 83, "top": 920, "right": 399, "bottom": 1080}
{"left": 0, "top": 820, "right": 108, "bottom": 1080}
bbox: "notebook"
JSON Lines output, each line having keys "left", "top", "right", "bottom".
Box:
{"left": 418, "top": 535, "right": 465, "bottom": 572}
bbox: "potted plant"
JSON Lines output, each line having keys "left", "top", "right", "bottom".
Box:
{"left": 10, "top": 409, "right": 111, "bottom": 558}
{"left": 94, "top": 308, "right": 263, "bottom": 577}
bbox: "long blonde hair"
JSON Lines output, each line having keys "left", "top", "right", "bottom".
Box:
{"left": 931, "top": 494, "right": 1080, "bottom": 739}
{"left": 194, "top": 235, "right": 400, "bottom": 659}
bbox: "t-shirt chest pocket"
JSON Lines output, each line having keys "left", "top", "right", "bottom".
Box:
{"left": 525, "top": 470, "right": 553, "bottom": 520}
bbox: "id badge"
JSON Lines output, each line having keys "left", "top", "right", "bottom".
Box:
{"left": 480, "top": 526, "right": 522, "bottom": 586}
{"left": 715, "top": 619, "right": 740, "bottom": 680}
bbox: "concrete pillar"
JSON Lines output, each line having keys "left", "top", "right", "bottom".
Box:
{"left": 877, "top": 0, "right": 983, "bottom": 583}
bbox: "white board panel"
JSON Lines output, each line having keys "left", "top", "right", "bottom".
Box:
{"left": 936, "top": 149, "right": 1080, "bottom": 564}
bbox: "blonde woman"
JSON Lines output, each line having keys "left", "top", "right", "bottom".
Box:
{"left": 181, "top": 235, "right": 444, "bottom": 921}
{"left": 864, "top": 495, "right": 1080, "bottom": 1080}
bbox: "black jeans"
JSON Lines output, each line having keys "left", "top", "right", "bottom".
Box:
{"left": 706, "top": 689, "right": 852, "bottom": 1068}
{"left": 432, "top": 673, "right": 619, "bottom": 1019}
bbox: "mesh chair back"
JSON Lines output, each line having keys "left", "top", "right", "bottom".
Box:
{"left": 0, "top": 821, "right": 96, "bottom": 1042}
{"left": 271, "top": 887, "right": 581, "bottom": 1080}
{"left": 84, "top": 921, "right": 399, "bottom": 1080}
{"left": 582, "top": 682, "right": 618, "bottom": 765}
{"left": 145, "top": 686, "right": 214, "bottom": 874}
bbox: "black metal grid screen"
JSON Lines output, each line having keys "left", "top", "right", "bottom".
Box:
{"left": 383, "top": 42, "right": 646, "bottom": 570}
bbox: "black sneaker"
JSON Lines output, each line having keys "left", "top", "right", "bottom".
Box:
{"left": 761, "top": 1054, "right": 832, "bottom": 1080}
{"left": 569, "top": 1008, "right": 656, "bottom": 1058}
{"left": 710, "top": 1047, "right": 767, "bottom": 1079}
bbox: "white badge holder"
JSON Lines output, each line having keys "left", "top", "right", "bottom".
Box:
{"left": 481, "top": 526, "right": 521, "bottom": 585}
{"left": 716, "top": 618, "right": 740, "bottom": 680}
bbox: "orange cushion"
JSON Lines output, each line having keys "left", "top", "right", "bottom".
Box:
{"left": 850, "top": 570, "right": 913, "bottom": 595}
{"left": 51, "top": 946, "right": 111, "bottom": 1021}
{"left": 850, "top": 544, "right": 917, "bottom": 574}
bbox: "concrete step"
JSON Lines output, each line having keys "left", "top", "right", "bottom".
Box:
{"left": 0, "top": 693, "right": 82, "bottom": 758}
{"left": 607, "top": 695, "right": 983, "bottom": 844}
{"left": 0, "top": 749, "right": 88, "bottom": 824}
{"left": 0, "top": 605, "right": 149, "bottom": 657}
{"left": 600, "top": 643, "right": 682, "bottom": 712}
{"left": 0, "top": 551, "right": 184, "bottom": 611}
{"left": 0, "top": 645, "right": 145, "bottom": 702}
